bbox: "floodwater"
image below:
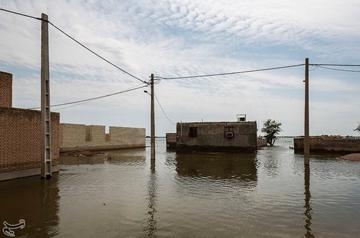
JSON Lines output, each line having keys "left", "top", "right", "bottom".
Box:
{"left": 1, "top": 138, "right": 360, "bottom": 237}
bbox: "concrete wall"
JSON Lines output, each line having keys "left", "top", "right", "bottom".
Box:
{"left": 109, "top": 127, "right": 145, "bottom": 147}
{"left": 166, "top": 133, "right": 176, "bottom": 149}
{"left": 176, "top": 121, "right": 257, "bottom": 152}
{"left": 86, "top": 125, "right": 106, "bottom": 146}
{"left": 60, "top": 124, "right": 145, "bottom": 151}
{"left": 294, "top": 136, "right": 360, "bottom": 154}
{"left": 0, "top": 107, "right": 60, "bottom": 179}
{"left": 0, "top": 71, "right": 12, "bottom": 108}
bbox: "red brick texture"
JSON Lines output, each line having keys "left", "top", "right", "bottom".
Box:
{"left": 0, "top": 71, "right": 12, "bottom": 108}
{"left": 0, "top": 107, "right": 59, "bottom": 173}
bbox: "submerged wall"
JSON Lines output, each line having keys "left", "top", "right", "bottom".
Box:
{"left": 0, "top": 107, "right": 60, "bottom": 180}
{"left": 166, "top": 133, "right": 177, "bottom": 150}
{"left": 294, "top": 136, "right": 360, "bottom": 154}
{"left": 60, "top": 123, "right": 145, "bottom": 151}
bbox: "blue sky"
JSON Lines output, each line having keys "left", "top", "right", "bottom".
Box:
{"left": 0, "top": 0, "right": 359, "bottom": 136}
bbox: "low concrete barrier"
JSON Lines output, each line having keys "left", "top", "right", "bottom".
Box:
{"left": 60, "top": 123, "right": 145, "bottom": 152}
{"left": 294, "top": 136, "right": 360, "bottom": 154}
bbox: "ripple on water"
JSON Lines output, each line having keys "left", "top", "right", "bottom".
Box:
{"left": 1, "top": 139, "right": 360, "bottom": 237}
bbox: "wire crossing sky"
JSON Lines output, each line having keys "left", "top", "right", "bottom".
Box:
{"left": 0, "top": 0, "right": 359, "bottom": 136}
{"left": 0, "top": 8, "right": 148, "bottom": 85}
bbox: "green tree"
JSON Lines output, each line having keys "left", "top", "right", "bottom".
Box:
{"left": 355, "top": 124, "right": 360, "bottom": 133}
{"left": 261, "top": 119, "right": 282, "bottom": 146}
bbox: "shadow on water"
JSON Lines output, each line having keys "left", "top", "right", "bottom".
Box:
{"left": 175, "top": 152, "right": 257, "bottom": 185}
{"left": 0, "top": 176, "right": 60, "bottom": 238}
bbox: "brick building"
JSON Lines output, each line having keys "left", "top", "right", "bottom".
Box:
{"left": 0, "top": 71, "right": 60, "bottom": 181}
{"left": 0, "top": 71, "right": 12, "bottom": 108}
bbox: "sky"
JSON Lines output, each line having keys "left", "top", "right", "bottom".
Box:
{"left": 0, "top": 0, "right": 359, "bottom": 136}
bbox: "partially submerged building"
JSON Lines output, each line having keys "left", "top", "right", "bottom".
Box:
{"left": 0, "top": 72, "right": 60, "bottom": 181}
{"left": 175, "top": 121, "right": 257, "bottom": 152}
{"left": 0, "top": 70, "right": 145, "bottom": 181}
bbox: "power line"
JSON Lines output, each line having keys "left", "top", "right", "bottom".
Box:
{"left": 315, "top": 65, "right": 360, "bottom": 73}
{"left": 3, "top": 9, "right": 360, "bottom": 79}
{"left": 48, "top": 21, "right": 148, "bottom": 84}
{"left": 0, "top": 8, "right": 41, "bottom": 20}
{"left": 28, "top": 84, "right": 148, "bottom": 110}
{"left": 310, "top": 63, "right": 360, "bottom": 67}
{"left": 156, "top": 64, "right": 305, "bottom": 80}
{"left": 0, "top": 8, "right": 147, "bottom": 85}
{"left": 154, "top": 95, "right": 175, "bottom": 125}
{"left": 51, "top": 101, "right": 91, "bottom": 110}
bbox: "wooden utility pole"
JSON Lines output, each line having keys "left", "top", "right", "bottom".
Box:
{"left": 40, "top": 13, "right": 52, "bottom": 178}
{"left": 304, "top": 58, "right": 310, "bottom": 164}
{"left": 150, "top": 74, "right": 156, "bottom": 168}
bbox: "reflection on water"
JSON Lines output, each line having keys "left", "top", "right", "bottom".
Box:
{"left": 0, "top": 176, "right": 59, "bottom": 238}
{"left": 304, "top": 163, "right": 314, "bottom": 238}
{"left": 175, "top": 152, "right": 257, "bottom": 184}
{"left": 60, "top": 149, "right": 146, "bottom": 166}
{"left": 0, "top": 139, "right": 360, "bottom": 237}
{"left": 144, "top": 170, "right": 157, "bottom": 237}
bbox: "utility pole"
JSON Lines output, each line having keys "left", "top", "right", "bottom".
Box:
{"left": 304, "top": 58, "right": 310, "bottom": 164}
{"left": 40, "top": 13, "right": 52, "bottom": 178}
{"left": 150, "top": 74, "right": 155, "bottom": 170}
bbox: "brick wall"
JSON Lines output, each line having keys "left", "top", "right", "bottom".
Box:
{"left": 0, "top": 71, "right": 12, "bottom": 108}
{"left": 86, "top": 125, "right": 106, "bottom": 146}
{"left": 60, "top": 123, "right": 86, "bottom": 147}
{"left": 0, "top": 108, "right": 60, "bottom": 173}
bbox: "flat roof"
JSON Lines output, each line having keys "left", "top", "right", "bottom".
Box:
{"left": 176, "top": 121, "right": 256, "bottom": 124}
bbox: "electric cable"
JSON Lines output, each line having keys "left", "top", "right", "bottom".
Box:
{"left": 28, "top": 84, "right": 148, "bottom": 110}
{"left": 310, "top": 63, "right": 360, "bottom": 67}
{"left": 0, "top": 8, "right": 147, "bottom": 84}
{"left": 156, "top": 64, "right": 305, "bottom": 80}
{"left": 0, "top": 8, "right": 41, "bottom": 20}
{"left": 314, "top": 65, "right": 360, "bottom": 73}
{"left": 48, "top": 21, "right": 148, "bottom": 84}
{"left": 154, "top": 95, "right": 175, "bottom": 125}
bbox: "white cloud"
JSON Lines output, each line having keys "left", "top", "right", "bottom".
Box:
{"left": 1, "top": 0, "right": 360, "bottom": 135}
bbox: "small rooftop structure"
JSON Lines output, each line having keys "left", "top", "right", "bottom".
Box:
{"left": 237, "top": 114, "right": 246, "bottom": 122}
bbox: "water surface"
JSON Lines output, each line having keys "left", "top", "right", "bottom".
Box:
{"left": 0, "top": 138, "right": 359, "bottom": 237}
